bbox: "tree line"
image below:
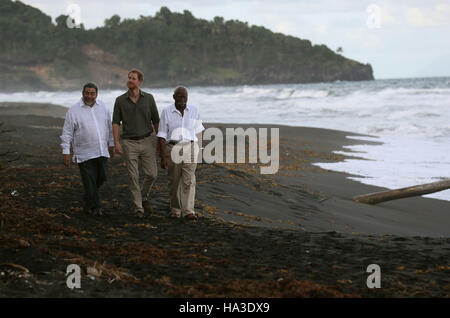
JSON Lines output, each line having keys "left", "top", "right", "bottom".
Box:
{"left": 0, "top": 0, "right": 373, "bottom": 91}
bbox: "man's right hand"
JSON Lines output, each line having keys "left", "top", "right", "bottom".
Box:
{"left": 63, "top": 154, "right": 71, "bottom": 167}
{"left": 161, "top": 157, "right": 168, "bottom": 169}
{"left": 115, "top": 142, "right": 123, "bottom": 155}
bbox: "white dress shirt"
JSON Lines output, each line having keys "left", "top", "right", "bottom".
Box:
{"left": 61, "top": 98, "right": 114, "bottom": 163}
{"left": 156, "top": 103, "right": 205, "bottom": 143}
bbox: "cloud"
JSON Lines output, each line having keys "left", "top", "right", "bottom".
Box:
{"left": 345, "top": 28, "right": 364, "bottom": 41}
{"left": 380, "top": 5, "right": 396, "bottom": 25}
{"left": 316, "top": 24, "right": 329, "bottom": 35}
{"left": 275, "top": 22, "right": 294, "bottom": 34}
{"left": 362, "top": 34, "right": 382, "bottom": 49}
{"left": 344, "top": 27, "right": 382, "bottom": 49}
{"left": 405, "top": 4, "right": 450, "bottom": 27}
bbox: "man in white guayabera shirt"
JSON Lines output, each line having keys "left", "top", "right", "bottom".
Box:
{"left": 157, "top": 86, "right": 205, "bottom": 219}
{"left": 60, "top": 83, "right": 115, "bottom": 216}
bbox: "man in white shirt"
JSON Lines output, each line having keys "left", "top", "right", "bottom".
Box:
{"left": 157, "top": 86, "right": 205, "bottom": 219}
{"left": 60, "top": 83, "right": 115, "bottom": 216}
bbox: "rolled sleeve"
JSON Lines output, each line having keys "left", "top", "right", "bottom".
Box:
{"left": 112, "top": 99, "right": 122, "bottom": 125}
{"left": 151, "top": 97, "right": 160, "bottom": 125}
{"left": 194, "top": 112, "right": 205, "bottom": 134}
{"left": 155, "top": 109, "right": 168, "bottom": 140}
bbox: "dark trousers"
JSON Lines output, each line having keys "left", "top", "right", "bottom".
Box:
{"left": 78, "top": 156, "right": 108, "bottom": 210}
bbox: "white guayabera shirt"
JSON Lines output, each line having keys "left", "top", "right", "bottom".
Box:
{"left": 60, "top": 98, "right": 114, "bottom": 163}
{"left": 156, "top": 103, "right": 205, "bottom": 143}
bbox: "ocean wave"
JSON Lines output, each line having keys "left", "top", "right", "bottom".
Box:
{"left": 377, "top": 87, "right": 450, "bottom": 96}
{"left": 235, "top": 86, "right": 330, "bottom": 99}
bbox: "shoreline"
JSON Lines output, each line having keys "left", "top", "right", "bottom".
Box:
{"left": 2, "top": 76, "right": 450, "bottom": 94}
{"left": 1, "top": 102, "right": 449, "bottom": 237}
{"left": 1, "top": 102, "right": 449, "bottom": 297}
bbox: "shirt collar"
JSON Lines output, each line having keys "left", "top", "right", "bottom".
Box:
{"left": 171, "top": 103, "right": 190, "bottom": 113}
{"left": 80, "top": 98, "right": 98, "bottom": 108}
{"left": 126, "top": 89, "right": 145, "bottom": 99}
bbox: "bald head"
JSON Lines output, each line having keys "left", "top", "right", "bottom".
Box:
{"left": 173, "top": 86, "right": 188, "bottom": 110}
{"left": 174, "top": 86, "right": 187, "bottom": 95}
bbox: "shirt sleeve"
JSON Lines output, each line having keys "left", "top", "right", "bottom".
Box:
{"left": 156, "top": 108, "right": 168, "bottom": 141}
{"left": 106, "top": 108, "right": 115, "bottom": 147}
{"left": 194, "top": 109, "right": 205, "bottom": 134}
{"left": 150, "top": 96, "right": 160, "bottom": 125}
{"left": 112, "top": 98, "right": 121, "bottom": 125}
{"left": 60, "top": 109, "right": 74, "bottom": 155}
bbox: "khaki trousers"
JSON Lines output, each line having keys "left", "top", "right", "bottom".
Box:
{"left": 166, "top": 142, "right": 197, "bottom": 217}
{"left": 122, "top": 134, "right": 157, "bottom": 212}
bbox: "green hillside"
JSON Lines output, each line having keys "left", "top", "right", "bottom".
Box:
{"left": 0, "top": 0, "right": 373, "bottom": 91}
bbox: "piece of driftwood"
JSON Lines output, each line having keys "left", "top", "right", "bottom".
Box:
{"left": 353, "top": 179, "right": 450, "bottom": 204}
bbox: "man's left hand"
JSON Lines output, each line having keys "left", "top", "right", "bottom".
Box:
{"left": 156, "top": 141, "right": 161, "bottom": 155}
{"left": 108, "top": 146, "right": 115, "bottom": 159}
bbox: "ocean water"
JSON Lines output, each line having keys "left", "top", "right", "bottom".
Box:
{"left": 1, "top": 77, "right": 449, "bottom": 201}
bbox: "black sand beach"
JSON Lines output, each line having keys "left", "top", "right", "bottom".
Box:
{"left": 0, "top": 103, "right": 449, "bottom": 297}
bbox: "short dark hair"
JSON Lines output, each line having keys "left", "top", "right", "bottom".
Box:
{"left": 82, "top": 82, "right": 98, "bottom": 94}
{"left": 128, "top": 69, "right": 144, "bottom": 81}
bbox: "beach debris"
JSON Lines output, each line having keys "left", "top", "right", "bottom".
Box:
{"left": 85, "top": 262, "right": 138, "bottom": 284}
{"left": 353, "top": 179, "right": 450, "bottom": 205}
{"left": 86, "top": 266, "right": 101, "bottom": 278}
{"left": 10, "top": 190, "right": 19, "bottom": 197}
{"left": 155, "top": 275, "right": 172, "bottom": 286}
{"left": 0, "top": 263, "right": 30, "bottom": 273}
{"left": 124, "top": 223, "right": 157, "bottom": 229}
{"left": 0, "top": 263, "right": 33, "bottom": 281}
{"left": 331, "top": 265, "right": 341, "bottom": 270}
{"left": 18, "top": 239, "right": 30, "bottom": 247}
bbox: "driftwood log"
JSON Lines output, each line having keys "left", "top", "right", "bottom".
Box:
{"left": 353, "top": 179, "right": 450, "bottom": 205}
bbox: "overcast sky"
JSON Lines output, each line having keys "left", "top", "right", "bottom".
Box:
{"left": 19, "top": 0, "right": 450, "bottom": 79}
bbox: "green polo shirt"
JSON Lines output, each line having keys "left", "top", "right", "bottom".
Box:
{"left": 112, "top": 90, "right": 160, "bottom": 139}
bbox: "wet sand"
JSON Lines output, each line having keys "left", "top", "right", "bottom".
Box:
{"left": 0, "top": 103, "right": 449, "bottom": 297}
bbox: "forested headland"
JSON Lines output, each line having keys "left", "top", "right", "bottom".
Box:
{"left": 0, "top": 0, "right": 374, "bottom": 91}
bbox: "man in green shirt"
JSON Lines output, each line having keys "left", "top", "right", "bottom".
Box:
{"left": 112, "top": 69, "right": 160, "bottom": 218}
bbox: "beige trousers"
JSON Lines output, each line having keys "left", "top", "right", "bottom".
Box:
{"left": 166, "top": 142, "right": 197, "bottom": 217}
{"left": 122, "top": 133, "right": 157, "bottom": 212}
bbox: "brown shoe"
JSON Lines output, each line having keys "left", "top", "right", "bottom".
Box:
{"left": 142, "top": 200, "right": 153, "bottom": 215}
{"left": 92, "top": 208, "right": 103, "bottom": 216}
{"left": 135, "top": 210, "right": 145, "bottom": 218}
{"left": 184, "top": 213, "right": 197, "bottom": 220}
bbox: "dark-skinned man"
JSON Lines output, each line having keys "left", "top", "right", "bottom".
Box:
{"left": 60, "top": 82, "right": 115, "bottom": 216}
{"left": 112, "top": 69, "right": 160, "bottom": 218}
{"left": 157, "top": 86, "right": 205, "bottom": 219}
